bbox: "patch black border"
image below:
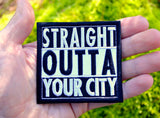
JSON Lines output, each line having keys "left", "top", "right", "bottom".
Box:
{"left": 37, "top": 21, "right": 123, "bottom": 103}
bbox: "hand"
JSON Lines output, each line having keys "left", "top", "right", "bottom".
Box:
{"left": 0, "top": 0, "right": 160, "bottom": 118}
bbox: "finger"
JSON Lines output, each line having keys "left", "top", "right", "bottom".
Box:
{"left": 122, "top": 51, "right": 160, "bottom": 80}
{"left": 123, "top": 74, "right": 153, "bottom": 99}
{"left": 121, "top": 16, "right": 149, "bottom": 39}
{"left": 122, "top": 29, "right": 160, "bottom": 58}
{"left": 1, "top": 0, "right": 35, "bottom": 44}
{"left": 88, "top": 74, "right": 153, "bottom": 110}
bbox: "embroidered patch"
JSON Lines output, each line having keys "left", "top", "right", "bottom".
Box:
{"left": 37, "top": 21, "right": 123, "bottom": 103}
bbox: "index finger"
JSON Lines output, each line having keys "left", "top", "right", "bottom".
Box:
{"left": 121, "top": 16, "right": 149, "bottom": 39}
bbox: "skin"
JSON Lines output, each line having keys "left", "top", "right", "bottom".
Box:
{"left": 0, "top": 0, "right": 160, "bottom": 118}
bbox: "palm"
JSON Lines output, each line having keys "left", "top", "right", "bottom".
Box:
{"left": 0, "top": 41, "right": 84, "bottom": 118}
{"left": 0, "top": 0, "right": 160, "bottom": 118}
{"left": 0, "top": 41, "right": 34, "bottom": 116}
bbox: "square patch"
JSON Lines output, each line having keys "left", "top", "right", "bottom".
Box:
{"left": 37, "top": 21, "right": 123, "bottom": 103}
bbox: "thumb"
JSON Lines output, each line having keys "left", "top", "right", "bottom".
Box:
{"left": 1, "top": 0, "right": 35, "bottom": 44}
